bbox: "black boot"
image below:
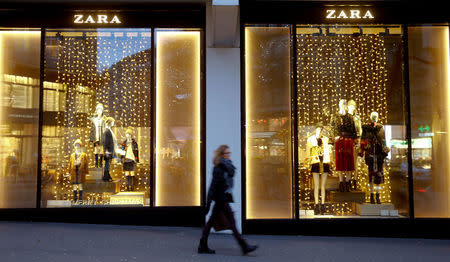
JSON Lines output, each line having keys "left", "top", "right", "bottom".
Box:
{"left": 376, "top": 193, "right": 381, "bottom": 204}
{"left": 95, "top": 154, "right": 99, "bottom": 168}
{"left": 99, "top": 155, "right": 103, "bottom": 168}
{"left": 339, "top": 182, "right": 345, "bottom": 192}
{"left": 127, "top": 176, "right": 131, "bottom": 191}
{"left": 78, "top": 190, "right": 83, "bottom": 202}
{"left": 73, "top": 190, "right": 78, "bottom": 203}
{"left": 345, "top": 181, "right": 350, "bottom": 192}
{"left": 314, "top": 204, "right": 320, "bottom": 215}
{"left": 131, "top": 176, "right": 135, "bottom": 191}
{"left": 370, "top": 193, "right": 375, "bottom": 204}
{"left": 320, "top": 204, "right": 326, "bottom": 215}
{"left": 239, "top": 239, "right": 258, "bottom": 255}
{"left": 352, "top": 179, "right": 357, "bottom": 191}
{"left": 198, "top": 238, "right": 215, "bottom": 254}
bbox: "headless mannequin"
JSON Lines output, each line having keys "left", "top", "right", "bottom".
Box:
{"left": 90, "top": 104, "right": 105, "bottom": 168}
{"left": 102, "top": 119, "right": 116, "bottom": 182}
{"left": 367, "top": 111, "right": 388, "bottom": 204}
{"left": 312, "top": 127, "right": 327, "bottom": 214}
{"left": 307, "top": 126, "right": 331, "bottom": 215}
{"left": 347, "top": 100, "right": 362, "bottom": 191}
{"left": 336, "top": 99, "right": 352, "bottom": 190}
{"left": 124, "top": 133, "right": 135, "bottom": 191}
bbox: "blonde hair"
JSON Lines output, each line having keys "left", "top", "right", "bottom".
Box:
{"left": 105, "top": 117, "right": 115, "bottom": 126}
{"left": 213, "top": 145, "right": 229, "bottom": 166}
{"left": 125, "top": 128, "right": 133, "bottom": 136}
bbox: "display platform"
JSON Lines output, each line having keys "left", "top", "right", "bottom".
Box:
{"left": 356, "top": 203, "right": 396, "bottom": 216}
{"left": 83, "top": 180, "right": 119, "bottom": 193}
{"left": 47, "top": 200, "right": 72, "bottom": 208}
{"left": 86, "top": 168, "right": 103, "bottom": 180}
{"left": 110, "top": 192, "right": 146, "bottom": 206}
{"left": 329, "top": 191, "right": 365, "bottom": 203}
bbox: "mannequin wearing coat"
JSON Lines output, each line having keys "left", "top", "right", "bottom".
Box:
{"left": 69, "top": 139, "right": 89, "bottom": 203}
{"left": 306, "top": 126, "right": 332, "bottom": 215}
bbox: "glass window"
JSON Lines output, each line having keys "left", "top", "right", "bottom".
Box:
{"left": 296, "top": 24, "right": 409, "bottom": 218}
{"left": 409, "top": 25, "right": 450, "bottom": 218}
{"left": 41, "top": 29, "right": 152, "bottom": 207}
{"left": 0, "top": 29, "right": 41, "bottom": 208}
{"left": 245, "top": 25, "right": 293, "bottom": 219}
{"left": 155, "top": 29, "right": 202, "bottom": 206}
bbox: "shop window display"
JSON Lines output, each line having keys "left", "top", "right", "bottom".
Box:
{"left": 41, "top": 29, "right": 152, "bottom": 207}
{"left": 296, "top": 25, "right": 409, "bottom": 218}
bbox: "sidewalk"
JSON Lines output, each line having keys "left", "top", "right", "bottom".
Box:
{"left": 0, "top": 221, "right": 449, "bottom": 262}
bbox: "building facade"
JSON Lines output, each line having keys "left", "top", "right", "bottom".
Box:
{"left": 0, "top": 0, "right": 449, "bottom": 237}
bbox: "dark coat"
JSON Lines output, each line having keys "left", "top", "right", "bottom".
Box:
{"left": 206, "top": 158, "right": 235, "bottom": 208}
{"left": 102, "top": 129, "right": 115, "bottom": 156}
{"left": 121, "top": 138, "right": 139, "bottom": 163}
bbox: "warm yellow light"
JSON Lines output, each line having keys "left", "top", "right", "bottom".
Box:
{"left": 245, "top": 26, "right": 293, "bottom": 219}
{"left": 444, "top": 26, "right": 450, "bottom": 209}
{"left": 155, "top": 30, "right": 201, "bottom": 206}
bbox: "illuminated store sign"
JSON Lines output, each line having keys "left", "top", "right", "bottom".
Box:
{"left": 74, "top": 14, "right": 121, "bottom": 24}
{"left": 326, "top": 9, "right": 374, "bottom": 19}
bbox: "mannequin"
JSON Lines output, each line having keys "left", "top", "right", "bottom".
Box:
{"left": 121, "top": 128, "right": 139, "bottom": 191}
{"left": 331, "top": 99, "right": 357, "bottom": 192}
{"left": 69, "top": 139, "right": 88, "bottom": 203}
{"left": 90, "top": 103, "right": 106, "bottom": 168}
{"left": 360, "top": 111, "right": 389, "bottom": 204}
{"left": 102, "top": 117, "right": 117, "bottom": 182}
{"left": 306, "top": 125, "right": 332, "bottom": 215}
{"left": 347, "top": 99, "right": 362, "bottom": 191}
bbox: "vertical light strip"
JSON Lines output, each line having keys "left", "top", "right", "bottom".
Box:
{"left": 444, "top": 26, "right": 450, "bottom": 213}
{"left": 244, "top": 28, "right": 252, "bottom": 218}
{"left": 155, "top": 30, "right": 200, "bottom": 206}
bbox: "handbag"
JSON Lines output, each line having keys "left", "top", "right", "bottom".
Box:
{"left": 213, "top": 211, "right": 231, "bottom": 231}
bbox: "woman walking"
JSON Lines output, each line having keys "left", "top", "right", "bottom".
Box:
{"left": 198, "top": 145, "right": 258, "bottom": 255}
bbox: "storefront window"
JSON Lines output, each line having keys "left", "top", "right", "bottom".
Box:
{"left": 408, "top": 26, "right": 450, "bottom": 218}
{"left": 155, "top": 29, "right": 201, "bottom": 206}
{"left": 0, "top": 29, "right": 41, "bottom": 208}
{"left": 296, "top": 24, "right": 409, "bottom": 218}
{"left": 41, "top": 29, "right": 152, "bottom": 207}
{"left": 245, "top": 25, "right": 293, "bottom": 219}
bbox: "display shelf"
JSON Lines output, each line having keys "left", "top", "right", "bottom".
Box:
{"left": 83, "top": 180, "right": 119, "bottom": 193}
{"left": 110, "top": 191, "right": 146, "bottom": 206}
{"left": 329, "top": 191, "right": 365, "bottom": 203}
{"left": 356, "top": 203, "right": 395, "bottom": 216}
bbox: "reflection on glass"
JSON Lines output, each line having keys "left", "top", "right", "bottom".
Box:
{"left": 41, "top": 29, "right": 152, "bottom": 208}
{"left": 296, "top": 25, "right": 408, "bottom": 218}
{"left": 409, "top": 26, "right": 450, "bottom": 218}
{"left": 0, "top": 29, "right": 40, "bottom": 208}
{"left": 245, "top": 26, "right": 293, "bottom": 219}
{"left": 155, "top": 29, "right": 201, "bottom": 206}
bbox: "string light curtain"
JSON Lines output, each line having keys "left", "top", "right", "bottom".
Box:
{"left": 296, "top": 26, "right": 391, "bottom": 215}
{"left": 42, "top": 29, "right": 151, "bottom": 205}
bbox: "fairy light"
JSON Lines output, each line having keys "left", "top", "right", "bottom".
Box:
{"left": 297, "top": 25, "right": 393, "bottom": 216}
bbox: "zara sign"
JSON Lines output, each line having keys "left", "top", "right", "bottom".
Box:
{"left": 74, "top": 14, "right": 122, "bottom": 24}
{"left": 326, "top": 9, "right": 374, "bottom": 19}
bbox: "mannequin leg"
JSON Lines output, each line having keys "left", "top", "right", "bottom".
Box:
{"left": 338, "top": 172, "right": 345, "bottom": 192}
{"left": 130, "top": 171, "right": 135, "bottom": 191}
{"left": 99, "top": 154, "right": 104, "bottom": 168}
{"left": 320, "top": 173, "right": 327, "bottom": 204}
{"left": 95, "top": 154, "right": 99, "bottom": 168}
{"left": 375, "top": 184, "right": 381, "bottom": 204}
{"left": 79, "top": 184, "right": 83, "bottom": 202}
{"left": 313, "top": 173, "right": 319, "bottom": 205}
{"left": 345, "top": 172, "right": 351, "bottom": 192}
{"left": 125, "top": 172, "right": 131, "bottom": 191}
{"left": 369, "top": 179, "right": 375, "bottom": 204}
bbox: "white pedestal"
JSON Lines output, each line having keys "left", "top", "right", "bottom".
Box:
{"left": 109, "top": 192, "right": 145, "bottom": 206}
{"left": 356, "top": 203, "right": 394, "bottom": 216}
{"left": 47, "top": 200, "right": 72, "bottom": 208}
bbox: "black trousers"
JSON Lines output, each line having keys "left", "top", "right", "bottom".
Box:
{"left": 103, "top": 157, "right": 112, "bottom": 181}
{"left": 201, "top": 201, "right": 244, "bottom": 245}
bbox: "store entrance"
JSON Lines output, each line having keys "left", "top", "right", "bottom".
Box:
{"left": 296, "top": 24, "right": 409, "bottom": 218}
